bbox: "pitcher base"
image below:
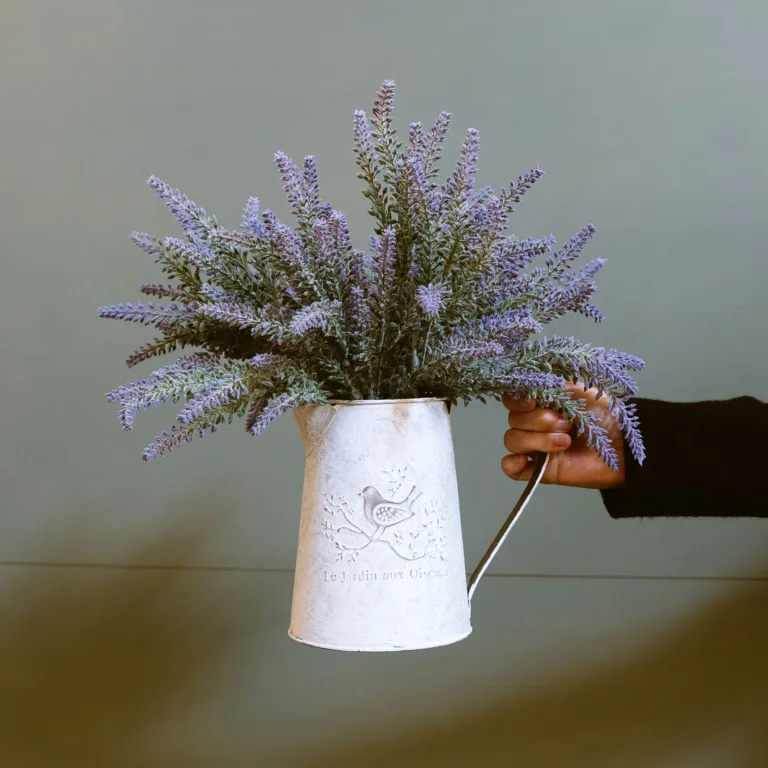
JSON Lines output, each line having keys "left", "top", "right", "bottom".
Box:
{"left": 287, "top": 628, "right": 472, "bottom": 652}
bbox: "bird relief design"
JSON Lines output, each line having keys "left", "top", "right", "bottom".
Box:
{"left": 320, "top": 466, "right": 448, "bottom": 565}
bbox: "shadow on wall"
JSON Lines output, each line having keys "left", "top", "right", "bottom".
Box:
{"left": 294, "top": 578, "right": 768, "bottom": 768}
{"left": 0, "top": 496, "right": 265, "bottom": 768}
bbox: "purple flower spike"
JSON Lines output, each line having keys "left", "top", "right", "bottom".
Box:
{"left": 506, "top": 167, "right": 545, "bottom": 207}
{"left": 250, "top": 353, "right": 289, "bottom": 369}
{"left": 442, "top": 127, "right": 480, "bottom": 207}
{"left": 163, "top": 236, "right": 215, "bottom": 269}
{"left": 242, "top": 197, "right": 267, "bottom": 238}
{"left": 371, "top": 80, "right": 396, "bottom": 132}
{"left": 249, "top": 393, "right": 292, "bottom": 437}
{"left": 130, "top": 232, "right": 161, "bottom": 257}
{"left": 422, "top": 111, "right": 452, "bottom": 180}
{"left": 288, "top": 299, "right": 341, "bottom": 336}
{"left": 416, "top": 283, "right": 445, "bottom": 317}
{"left": 146, "top": 176, "right": 213, "bottom": 238}
{"left": 327, "top": 210, "right": 351, "bottom": 254}
{"left": 353, "top": 110, "right": 376, "bottom": 174}
{"left": 371, "top": 226, "right": 396, "bottom": 288}
{"left": 98, "top": 301, "right": 196, "bottom": 327}
{"left": 302, "top": 155, "right": 320, "bottom": 213}
{"left": 274, "top": 151, "right": 306, "bottom": 216}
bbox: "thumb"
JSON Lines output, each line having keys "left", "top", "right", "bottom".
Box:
{"left": 501, "top": 452, "right": 555, "bottom": 484}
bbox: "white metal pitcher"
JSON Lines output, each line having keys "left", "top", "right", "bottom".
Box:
{"left": 290, "top": 397, "right": 549, "bottom": 652}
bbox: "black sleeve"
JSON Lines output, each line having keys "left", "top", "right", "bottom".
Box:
{"left": 599, "top": 395, "right": 768, "bottom": 518}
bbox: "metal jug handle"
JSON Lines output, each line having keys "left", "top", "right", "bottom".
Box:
{"left": 467, "top": 451, "right": 550, "bottom": 605}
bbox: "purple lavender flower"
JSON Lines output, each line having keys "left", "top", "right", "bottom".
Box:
{"left": 250, "top": 353, "right": 290, "bottom": 369}
{"left": 486, "top": 308, "right": 543, "bottom": 339}
{"left": 273, "top": 149, "right": 327, "bottom": 269}
{"left": 371, "top": 226, "right": 396, "bottom": 290}
{"left": 504, "top": 167, "right": 545, "bottom": 209}
{"left": 468, "top": 193, "right": 507, "bottom": 258}
{"left": 347, "top": 284, "right": 370, "bottom": 337}
{"left": 371, "top": 80, "right": 396, "bottom": 126}
{"left": 146, "top": 176, "right": 213, "bottom": 238}
{"left": 433, "top": 309, "right": 541, "bottom": 372}
{"left": 611, "top": 398, "right": 647, "bottom": 465}
{"left": 107, "top": 353, "right": 222, "bottom": 431}
{"left": 571, "top": 409, "right": 620, "bottom": 471}
{"left": 498, "top": 234, "right": 557, "bottom": 277}
{"left": 248, "top": 389, "right": 327, "bottom": 437}
{"left": 310, "top": 216, "right": 334, "bottom": 262}
{"left": 197, "top": 299, "right": 261, "bottom": 333}
{"left": 596, "top": 350, "right": 643, "bottom": 396}
{"left": 163, "top": 236, "right": 215, "bottom": 269}
{"left": 501, "top": 368, "right": 568, "bottom": 397}
{"left": 271, "top": 219, "right": 305, "bottom": 267}
{"left": 310, "top": 210, "right": 351, "bottom": 278}
{"left": 288, "top": 299, "right": 341, "bottom": 336}
{"left": 249, "top": 392, "right": 293, "bottom": 437}
{"left": 484, "top": 235, "right": 558, "bottom": 308}
{"left": 408, "top": 121, "right": 423, "bottom": 154}
{"left": 149, "top": 353, "right": 220, "bottom": 378}
{"left": 421, "top": 111, "right": 452, "bottom": 181}
{"left": 539, "top": 280, "right": 602, "bottom": 323}
{"left": 455, "top": 307, "right": 543, "bottom": 347}
{"left": 370, "top": 80, "right": 397, "bottom": 165}
{"left": 579, "top": 304, "right": 605, "bottom": 322}
{"left": 441, "top": 127, "right": 480, "bottom": 209}
{"left": 302, "top": 155, "right": 320, "bottom": 213}
{"left": 416, "top": 283, "right": 445, "bottom": 317}
{"left": 535, "top": 336, "right": 643, "bottom": 398}
{"left": 342, "top": 249, "right": 372, "bottom": 360}
{"left": 274, "top": 151, "right": 307, "bottom": 217}
{"left": 471, "top": 185, "right": 494, "bottom": 207}
{"left": 142, "top": 421, "right": 218, "bottom": 461}
{"left": 98, "top": 301, "right": 196, "bottom": 327}
{"left": 405, "top": 153, "right": 430, "bottom": 207}
{"left": 554, "top": 258, "right": 608, "bottom": 304}
{"left": 201, "top": 282, "right": 228, "bottom": 302}
{"left": 544, "top": 225, "right": 598, "bottom": 274}
{"left": 176, "top": 375, "right": 248, "bottom": 425}
{"left": 327, "top": 210, "right": 351, "bottom": 255}
{"left": 563, "top": 257, "right": 607, "bottom": 283}
{"left": 244, "top": 395, "right": 265, "bottom": 433}
{"left": 604, "top": 348, "right": 645, "bottom": 371}
{"left": 130, "top": 232, "right": 161, "bottom": 257}
{"left": 241, "top": 197, "right": 267, "bottom": 238}
{"left": 139, "top": 284, "right": 186, "bottom": 300}
{"left": 352, "top": 109, "right": 377, "bottom": 178}
{"left": 262, "top": 210, "right": 322, "bottom": 298}
{"left": 452, "top": 340, "right": 505, "bottom": 363}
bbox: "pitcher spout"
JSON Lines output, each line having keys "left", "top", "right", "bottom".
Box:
{"left": 293, "top": 403, "right": 339, "bottom": 458}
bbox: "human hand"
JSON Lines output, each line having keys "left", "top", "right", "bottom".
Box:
{"left": 500, "top": 382, "right": 626, "bottom": 490}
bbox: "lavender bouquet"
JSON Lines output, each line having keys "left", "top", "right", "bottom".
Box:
{"left": 100, "top": 80, "right": 646, "bottom": 469}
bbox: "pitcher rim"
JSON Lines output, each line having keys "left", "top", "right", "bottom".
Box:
{"left": 325, "top": 397, "right": 449, "bottom": 406}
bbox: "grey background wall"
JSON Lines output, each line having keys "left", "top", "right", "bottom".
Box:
{"left": 1, "top": 0, "right": 767, "bottom": 765}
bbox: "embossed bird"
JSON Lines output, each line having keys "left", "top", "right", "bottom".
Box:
{"left": 359, "top": 485, "right": 422, "bottom": 540}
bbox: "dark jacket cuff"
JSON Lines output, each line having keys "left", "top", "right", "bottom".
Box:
{"left": 600, "top": 395, "right": 768, "bottom": 518}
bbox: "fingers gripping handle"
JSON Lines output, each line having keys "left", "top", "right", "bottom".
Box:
{"left": 467, "top": 451, "right": 550, "bottom": 607}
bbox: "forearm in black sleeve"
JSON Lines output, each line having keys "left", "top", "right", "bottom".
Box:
{"left": 599, "top": 395, "right": 768, "bottom": 518}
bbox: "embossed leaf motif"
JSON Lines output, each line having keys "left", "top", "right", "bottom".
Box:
{"left": 383, "top": 466, "right": 409, "bottom": 496}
